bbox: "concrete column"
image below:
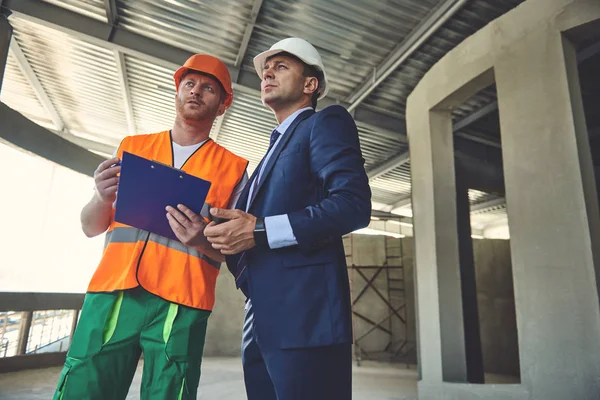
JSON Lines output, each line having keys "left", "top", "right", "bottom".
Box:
{"left": 0, "top": 13, "right": 12, "bottom": 94}
{"left": 410, "top": 108, "right": 467, "bottom": 383}
{"left": 495, "top": 27, "right": 600, "bottom": 400}
{"left": 16, "top": 311, "right": 33, "bottom": 355}
{"left": 455, "top": 175, "right": 484, "bottom": 383}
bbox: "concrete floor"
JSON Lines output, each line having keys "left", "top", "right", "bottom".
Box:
{"left": 0, "top": 357, "right": 418, "bottom": 399}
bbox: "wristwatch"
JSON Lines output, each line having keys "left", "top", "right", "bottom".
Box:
{"left": 253, "top": 217, "right": 269, "bottom": 248}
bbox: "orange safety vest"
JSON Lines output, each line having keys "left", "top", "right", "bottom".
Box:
{"left": 87, "top": 131, "right": 248, "bottom": 310}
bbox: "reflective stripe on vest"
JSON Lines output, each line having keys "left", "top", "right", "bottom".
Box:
{"left": 105, "top": 227, "right": 221, "bottom": 270}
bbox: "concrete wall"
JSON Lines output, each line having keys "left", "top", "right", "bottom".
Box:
{"left": 344, "top": 234, "right": 414, "bottom": 363}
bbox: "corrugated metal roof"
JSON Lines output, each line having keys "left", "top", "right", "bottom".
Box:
{"left": 0, "top": 52, "right": 55, "bottom": 131}
{"left": 358, "top": 125, "right": 408, "bottom": 171}
{"left": 241, "top": 0, "right": 440, "bottom": 100}
{"left": 125, "top": 54, "right": 177, "bottom": 135}
{"left": 453, "top": 86, "right": 497, "bottom": 121}
{"left": 41, "top": 0, "right": 107, "bottom": 23}
{"left": 1, "top": 0, "right": 526, "bottom": 232}
{"left": 8, "top": 16, "right": 129, "bottom": 145}
{"left": 468, "top": 189, "right": 499, "bottom": 204}
{"left": 370, "top": 163, "right": 412, "bottom": 204}
{"left": 116, "top": 0, "right": 254, "bottom": 65}
{"left": 362, "top": 0, "right": 524, "bottom": 117}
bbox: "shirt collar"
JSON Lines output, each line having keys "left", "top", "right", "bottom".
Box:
{"left": 276, "top": 106, "right": 313, "bottom": 135}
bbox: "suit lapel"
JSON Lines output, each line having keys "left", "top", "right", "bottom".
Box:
{"left": 235, "top": 165, "right": 260, "bottom": 210}
{"left": 248, "top": 109, "right": 314, "bottom": 210}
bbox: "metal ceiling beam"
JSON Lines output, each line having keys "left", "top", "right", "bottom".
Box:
{"left": 54, "top": 129, "right": 117, "bottom": 156}
{"left": 2, "top": 0, "right": 406, "bottom": 144}
{"left": 115, "top": 50, "right": 136, "bottom": 135}
{"left": 317, "top": 96, "right": 406, "bottom": 142}
{"left": 453, "top": 101, "right": 498, "bottom": 132}
{"left": 367, "top": 107, "right": 505, "bottom": 183}
{"left": 345, "top": 0, "right": 468, "bottom": 112}
{"left": 371, "top": 34, "right": 600, "bottom": 204}
{"left": 450, "top": 39, "right": 600, "bottom": 136}
{"left": 0, "top": 102, "right": 105, "bottom": 176}
{"left": 455, "top": 131, "right": 501, "bottom": 149}
{"left": 367, "top": 151, "right": 410, "bottom": 180}
{"left": 104, "top": 0, "right": 135, "bottom": 136}
{"left": 103, "top": 0, "right": 118, "bottom": 26}
{"left": 3, "top": 0, "right": 191, "bottom": 73}
{"left": 8, "top": 35, "right": 65, "bottom": 133}
{"left": 234, "top": 0, "right": 263, "bottom": 68}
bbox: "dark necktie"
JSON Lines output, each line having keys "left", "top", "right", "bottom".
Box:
{"left": 247, "top": 129, "right": 281, "bottom": 207}
{"left": 235, "top": 128, "right": 281, "bottom": 292}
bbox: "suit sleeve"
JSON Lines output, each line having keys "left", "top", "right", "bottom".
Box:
{"left": 287, "top": 105, "right": 372, "bottom": 252}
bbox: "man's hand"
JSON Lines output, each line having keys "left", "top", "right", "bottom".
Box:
{"left": 166, "top": 204, "right": 209, "bottom": 248}
{"left": 204, "top": 208, "right": 257, "bottom": 255}
{"left": 93, "top": 157, "right": 121, "bottom": 204}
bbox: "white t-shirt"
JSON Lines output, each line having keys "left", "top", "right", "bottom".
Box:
{"left": 112, "top": 140, "right": 248, "bottom": 209}
{"left": 172, "top": 140, "right": 205, "bottom": 169}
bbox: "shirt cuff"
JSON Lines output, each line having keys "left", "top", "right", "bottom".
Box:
{"left": 264, "top": 214, "right": 298, "bottom": 249}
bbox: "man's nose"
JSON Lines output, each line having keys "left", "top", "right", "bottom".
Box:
{"left": 190, "top": 83, "right": 202, "bottom": 96}
{"left": 262, "top": 67, "right": 274, "bottom": 80}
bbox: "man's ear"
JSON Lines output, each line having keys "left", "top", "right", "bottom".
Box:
{"left": 216, "top": 102, "right": 227, "bottom": 117}
{"left": 303, "top": 77, "right": 319, "bottom": 96}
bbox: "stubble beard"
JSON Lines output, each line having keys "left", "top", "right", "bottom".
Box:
{"left": 176, "top": 97, "right": 218, "bottom": 122}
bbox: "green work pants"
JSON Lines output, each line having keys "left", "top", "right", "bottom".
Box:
{"left": 53, "top": 287, "right": 211, "bottom": 400}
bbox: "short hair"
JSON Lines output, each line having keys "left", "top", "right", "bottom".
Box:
{"left": 266, "top": 52, "right": 323, "bottom": 108}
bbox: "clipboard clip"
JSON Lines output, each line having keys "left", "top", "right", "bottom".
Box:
{"left": 150, "top": 159, "right": 173, "bottom": 169}
{"left": 149, "top": 160, "right": 187, "bottom": 179}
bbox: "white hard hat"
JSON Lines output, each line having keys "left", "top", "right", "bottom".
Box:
{"left": 253, "top": 37, "right": 329, "bottom": 100}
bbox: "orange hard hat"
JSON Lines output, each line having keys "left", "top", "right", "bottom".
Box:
{"left": 173, "top": 54, "right": 233, "bottom": 109}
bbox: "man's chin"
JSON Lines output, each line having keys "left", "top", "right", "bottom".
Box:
{"left": 261, "top": 95, "right": 279, "bottom": 108}
{"left": 181, "top": 109, "right": 218, "bottom": 122}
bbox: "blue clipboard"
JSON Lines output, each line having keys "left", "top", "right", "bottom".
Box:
{"left": 114, "top": 151, "right": 212, "bottom": 242}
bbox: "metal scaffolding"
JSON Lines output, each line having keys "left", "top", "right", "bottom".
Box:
{"left": 346, "top": 235, "right": 413, "bottom": 366}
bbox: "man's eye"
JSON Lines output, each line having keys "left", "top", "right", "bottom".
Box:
{"left": 278, "top": 64, "right": 287, "bottom": 69}
{"left": 185, "top": 81, "right": 194, "bottom": 87}
{"left": 204, "top": 86, "right": 214, "bottom": 93}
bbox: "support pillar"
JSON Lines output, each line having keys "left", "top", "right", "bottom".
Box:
{"left": 407, "top": 1, "right": 600, "bottom": 399}
{"left": 410, "top": 107, "right": 467, "bottom": 384}
{"left": 16, "top": 311, "right": 33, "bottom": 355}
{"left": 494, "top": 25, "right": 600, "bottom": 400}
{"left": 455, "top": 175, "right": 484, "bottom": 383}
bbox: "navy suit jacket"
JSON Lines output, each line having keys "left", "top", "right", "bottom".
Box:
{"left": 226, "top": 105, "right": 371, "bottom": 350}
